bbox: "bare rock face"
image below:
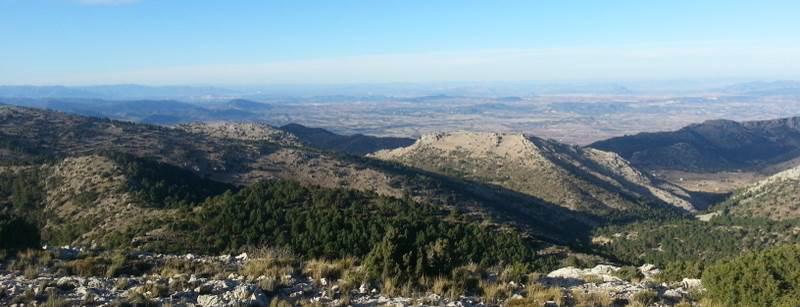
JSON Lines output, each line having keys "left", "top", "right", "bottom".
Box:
{"left": 372, "top": 131, "right": 700, "bottom": 216}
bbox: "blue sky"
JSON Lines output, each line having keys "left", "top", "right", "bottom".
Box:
{"left": 2, "top": 0, "right": 800, "bottom": 85}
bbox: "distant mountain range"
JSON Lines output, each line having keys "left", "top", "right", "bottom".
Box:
{"left": 6, "top": 80, "right": 800, "bottom": 100}
{"left": 720, "top": 80, "right": 800, "bottom": 96}
{"left": 0, "top": 97, "right": 263, "bottom": 124}
{"left": 591, "top": 116, "right": 800, "bottom": 172}
{"left": 0, "top": 85, "right": 237, "bottom": 100}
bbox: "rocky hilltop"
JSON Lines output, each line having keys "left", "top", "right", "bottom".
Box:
{"left": 372, "top": 132, "right": 698, "bottom": 216}
{"left": 177, "top": 122, "right": 303, "bottom": 147}
{"left": 721, "top": 165, "right": 800, "bottom": 220}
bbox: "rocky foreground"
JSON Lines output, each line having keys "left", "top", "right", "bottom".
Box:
{"left": 0, "top": 247, "right": 703, "bottom": 306}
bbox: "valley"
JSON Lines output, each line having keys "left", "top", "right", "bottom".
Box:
{"left": 1, "top": 99, "right": 800, "bottom": 306}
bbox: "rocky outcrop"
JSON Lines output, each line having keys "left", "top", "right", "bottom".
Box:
{"left": 543, "top": 264, "right": 703, "bottom": 303}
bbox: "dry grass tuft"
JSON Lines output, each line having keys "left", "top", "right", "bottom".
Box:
{"left": 480, "top": 281, "right": 511, "bottom": 304}
{"left": 241, "top": 247, "right": 299, "bottom": 288}
{"left": 303, "top": 257, "right": 356, "bottom": 283}
{"left": 570, "top": 289, "right": 612, "bottom": 307}
{"left": 517, "top": 284, "right": 565, "bottom": 306}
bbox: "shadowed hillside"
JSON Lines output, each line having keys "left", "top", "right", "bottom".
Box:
{"left": 590, "top": 116, "right": 800, "bottom": 172}
{"left": 280, "top": 123, "right": 415, "bottom": 156}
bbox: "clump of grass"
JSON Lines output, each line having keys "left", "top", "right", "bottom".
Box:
{"left": 338, "top": 266, "right": 367, "bottom": 294}
{"left": 519, "top": 284, "right": 565, "bottom": 306}
{"left": 450, "top": 263, "right": 483, "bottom": 296}
{"left": 697, "top": 297, "right": 727, "bottom": 307}
{"left": 115, "top": 277, "right": 130, "bottom": 290}
{"left": 582, "top": 274, "right": 605, "bottom": 284}
{"left": 303, "top": 257, "right": 356, "bottom": 283}
{"left": 480, "top": 281, "right": 511, "bottom": 304}
{"left": 430, "top": 276, "right": 454, "bottom": 298}
{"left": 63, "top": 256, "right": 110, "bottom": 277}
{"left": 24, "top": 266, "right": 39, "bottom": 279}
{"left": 105, "top": 250, "right": 138, "bottom": 278}
{"left": 570, "top": 289, "right": 612, "bottom": 307}
{"left": 613, "top": 266, "right": 644, "bottom": 282}
{"left": 376, "top": 275, "right": 415, "bottom": 297}
{"left": 526, "top": 272, "right": 543, "bottom": 285}
{"left": 240, "top": 247, "right": 299, "bottom": 288}
{"left": 114, "top": 292, "right": 159, "bottom": 307}
{"left": 632, "top": 289, "right": 659, "bottom": 306}
{"left": 10, "top": 288, "right": 35, "bottom": 305}
{"left": 10, "top": 249, "right": 53, "bottom": 277}
{"left": 258, "top": 277, "right": 279, "bottom": 293}
{"left": 269, "top": 298, "right": 294, "bottom": 307}
{"left": 141, "top": 280, "right": 169, "bottom": 298}
{"left": 500, "top": 263, "right": 529, "bottom": 283}
{"left": 381, "top": 276, "right": 401, "bottom": 297}
{"left": 44, "top": 291, "right": 70, "bottom": 307}
{"left": 159, "top": 257, "right": 227, "bottom": 278}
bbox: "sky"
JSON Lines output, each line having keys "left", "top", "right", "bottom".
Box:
{"left": 2, "top": 0, "right": 800, "bottom": 85}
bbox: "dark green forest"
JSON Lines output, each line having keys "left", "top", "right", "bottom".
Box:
{"left": 169, "top": 181, "right": 554, "bottom": 282}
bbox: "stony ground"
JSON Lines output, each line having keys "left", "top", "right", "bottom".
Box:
{"left": 0, "top": 247, "right": 704, "bottom": 306}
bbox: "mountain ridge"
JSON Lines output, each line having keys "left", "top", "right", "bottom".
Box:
{"left": 372, "top": 131, "right": 699, "bottom": 216}
{"left": 590, "top": 115, "right": 800, "bottom": 172}
{"left": 280, "top": 123, "right": 415, "bottom": 156}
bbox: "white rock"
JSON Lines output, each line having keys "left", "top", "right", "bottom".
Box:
{"left": 681, "top": 278, "right": 702, "bottom": 290}
{"left": 547, "top": 265, "right": 622, "bottom": 283}
{"left": 638, "top": 263, "right": 661, "bottom": 280}
{"left": 198, "top": 294, "right": 224, "bottom": 306}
